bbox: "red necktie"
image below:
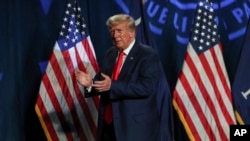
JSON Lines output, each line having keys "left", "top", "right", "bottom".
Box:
{"left": 104, "top": 51, "right": 124, "bottom": 124}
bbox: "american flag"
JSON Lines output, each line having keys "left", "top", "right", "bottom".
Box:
{"left": 173, "top": 2, "right": 236, "bottom": 141}
{"left": 35, "top": 0, "right": 99, "bottom": 140}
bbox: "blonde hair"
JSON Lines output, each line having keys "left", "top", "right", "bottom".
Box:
{"left": 106, "top": 14, "right": 136, "bottom": 31}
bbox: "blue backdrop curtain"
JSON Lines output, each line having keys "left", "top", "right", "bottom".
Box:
{"left": 0, "top": 0, "right": 249, "bottom": 140}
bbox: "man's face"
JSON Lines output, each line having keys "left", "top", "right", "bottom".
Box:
{"left": 109, "top": 22, "right": 135, "bottom": 50}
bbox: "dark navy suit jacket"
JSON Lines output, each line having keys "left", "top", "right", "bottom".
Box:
{"left": 86, "top": 41, "right": 162, "bottom": 141}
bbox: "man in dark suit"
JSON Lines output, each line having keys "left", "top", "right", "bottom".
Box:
{"left": 75, "top": 14, "right": 162, "bottom": 141}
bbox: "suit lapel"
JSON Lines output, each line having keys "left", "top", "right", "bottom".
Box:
{"left": 119, "top": 42, "right": 140, "bottom": 79}
{"left": 110, "top": 50, "right": 118, "bottom": 72}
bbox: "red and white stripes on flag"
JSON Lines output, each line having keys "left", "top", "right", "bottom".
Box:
{"left": 173, "top": 2, "right": 236, "bottom": 141}
{"left": 35, "top": 0, "right": 99, "bottom": 141}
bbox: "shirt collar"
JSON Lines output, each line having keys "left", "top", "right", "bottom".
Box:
{"left": 123, "top": 39, "right": 135, "bottom": 55}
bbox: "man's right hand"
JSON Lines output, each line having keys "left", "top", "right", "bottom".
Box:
{"left": 75, "top": 70, "right": 92, "bottom": 88}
